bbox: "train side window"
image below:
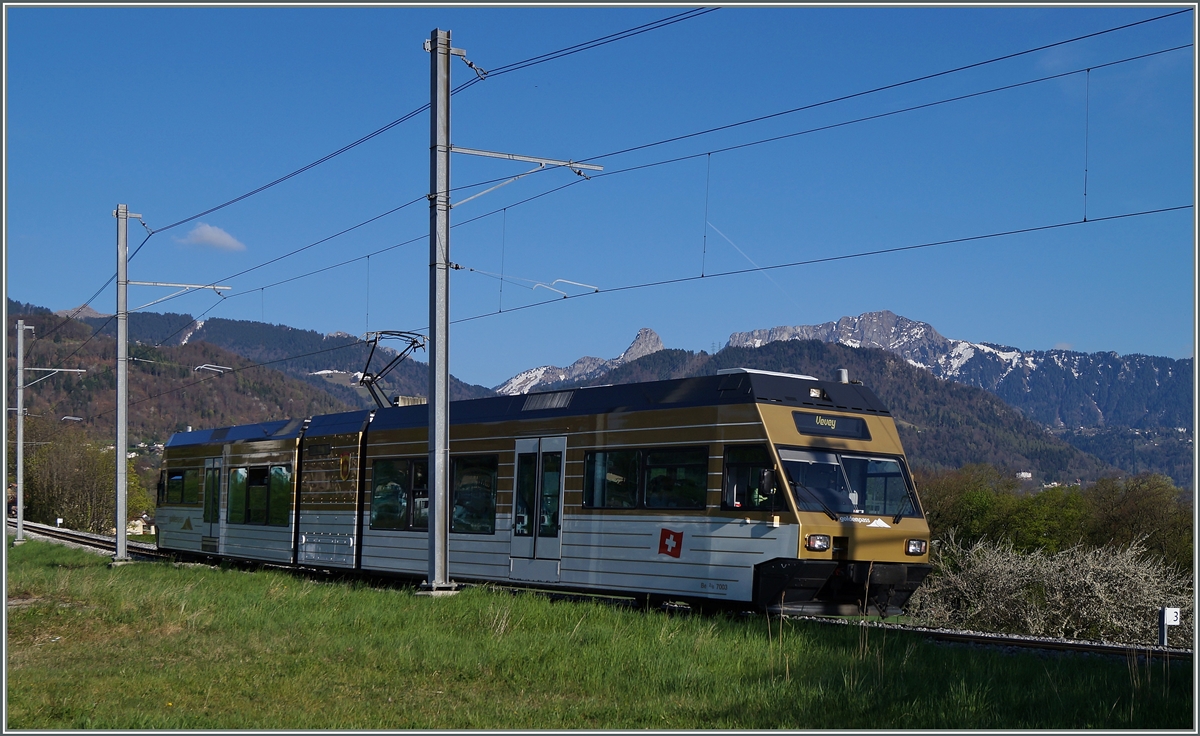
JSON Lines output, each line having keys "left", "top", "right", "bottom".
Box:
{"left": 451, "top": 456, "right": 497, "bottom": 534}
{"left": 411, "top": 460, "right": 429, "bottom": 529}
{"left": 268, "top": 466, "right": 291, "bottom": 526}
{"left": 182, "top": 470, "right": 200, "bottom": 505}
{"left": 583, "top": 450, "right": 639, "bottom": 508}
{"left": 228, "top": 468, "right": 247, "bottom": 524}
{"left": 370, "top": 459, "right": 410, "bottom": 530}
{"left": 166, "top": 471, "right": 184, "bottom": 504}
{"left": 513, "top": 453, "right": 537, "bottom": 536}
{"left": 723, "top": 445, "right": 777, "bottom": 511}
{"left": 203, "top": 466, "right": 220, "bottom": 523}
{"left": 157, "top": 470, "right": 166, "bottom": 505}
{"left": 246, "top": 468, "right": 269, "bottom": 524}
{"left": 644, "top": 448, "right": 708, "bottom": 509}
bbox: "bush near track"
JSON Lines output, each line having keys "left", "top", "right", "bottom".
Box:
{"left": 909, "top": 466, "right": 1193, "bottom": 645}
{"left": 914, "top": 465, "right": 1192, "bottom": 572}
{"left": 906, "top": 534, "right": 1193, "bottom": 646}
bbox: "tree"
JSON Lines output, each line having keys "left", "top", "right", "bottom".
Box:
{"left": 25, "top": 425, "right": 116, "bottom": 533}
{"left": 16, "top": 416, "right": 152, "bottom": 534}
{"left": 126, "top": 460, "right": 154, "bottom": 519}
{"left": 914, "top": 464, "right": 1192, "bottom": 573}
{"left": 1083, "top": 474, "right": 1193, "bottom": 572}
{"left": 914, "top": 464, "right": 1020, "bottom": 542}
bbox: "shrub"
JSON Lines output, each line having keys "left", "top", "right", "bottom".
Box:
{"left": 913, "top": 466, "right": 1192, "bottom": 572}
{"left": 907, "top": 533, "right": 1193, "bottom": 646}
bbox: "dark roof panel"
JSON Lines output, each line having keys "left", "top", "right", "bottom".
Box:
{"left": 166, "top": 419, "right": 300, "bottom": 448}
{"left": 368, "top": 371, "right": 887, "bottom": 433}
{"left": 305, "top": 410, "right": 371, "bottom": 438}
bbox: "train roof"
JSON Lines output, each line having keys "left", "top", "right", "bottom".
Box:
{"left": 165, "top": 417, "right": 305, "bottom": 448}
{"left": 165, "top": 370, "right": 891, "bottom": 446}
{"left": 306, "top": 410, "right": 372, "bottom": 439}
{"left": 370, "top": 369, "right": 889, "bottom": 431}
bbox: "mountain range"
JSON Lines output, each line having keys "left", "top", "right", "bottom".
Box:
{"left": 3, "top": 308, "right": 355, "bottom": 451}
{"left": 724, "top": 311, "right": 1192, "bottom": 431}
{"left": 487, "top": 310, "right": 1192, "bottom": 485}
{"left": 494, "top": 328, "right": 664, "bottom": 395}
{"left": 12, "top": 300, "right": 1191, "bottom": 486}
{"left": 63, "top": 309, "right": 494, "bottom": 406}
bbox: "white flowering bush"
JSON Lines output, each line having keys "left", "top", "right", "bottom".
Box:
{"left": 906, "top": 534, "right": 1194, "bottom": 646}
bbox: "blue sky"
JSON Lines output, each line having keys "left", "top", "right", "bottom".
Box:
{"left": 5, "top": 6, "right": 1195, "bottom": 389}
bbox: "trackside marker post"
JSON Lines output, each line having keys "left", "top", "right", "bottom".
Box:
{"left": 1159, "top": 607, "right": 1180, "bottom": 646}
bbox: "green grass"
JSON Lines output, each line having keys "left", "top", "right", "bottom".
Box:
{"left": 6, "top": 540, "right": 1192, "bottom": 729}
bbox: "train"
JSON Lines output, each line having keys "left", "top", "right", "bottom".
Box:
{"left": 156, "top": 367, "right": 932, "bottom": 615}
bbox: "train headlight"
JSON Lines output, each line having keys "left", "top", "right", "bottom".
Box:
{"left": 805, "top": 534, "right": 831, "bottom": 552}
{"left": 906, "top": 539, "right": 928, "bottom": 556}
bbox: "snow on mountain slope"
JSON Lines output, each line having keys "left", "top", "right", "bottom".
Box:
{"left": 490, "top": 310, "right": 1189, "bottom": 430}
{"left": 494, "top": 328, "right": 664, "bottom": 395}
{"left": 727, "top": 310, "right": 1032, "bottom": 385}
{"left": 726, "top": 311, "right": 1191, "bottom": 429}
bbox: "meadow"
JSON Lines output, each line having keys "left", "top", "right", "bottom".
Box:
{"left": 6, "top": 540, "right": 1192, "bottom": 729}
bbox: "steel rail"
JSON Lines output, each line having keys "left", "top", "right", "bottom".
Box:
{"left": 6, "top": 518, "right": 168, "bottom": 560}
{"left": 776, "top": 612, "right": 1193, "bottom": 661}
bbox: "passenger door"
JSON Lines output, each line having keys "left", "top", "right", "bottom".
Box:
{"left": 202, "top": 458, "right": 221, "bottom": 553}
{"left": 509, "top": 437, "right": 566, "bottom": 565}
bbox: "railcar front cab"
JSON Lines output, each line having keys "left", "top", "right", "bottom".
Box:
{"left": 727, "top": 369, "right": 932, "bottom": 616}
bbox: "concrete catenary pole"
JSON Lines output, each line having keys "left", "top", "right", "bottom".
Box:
{"left": 14, "top": 319, "right": 32, "bottom": 545}
{"left": 113, "top": 204, "right": 134, "bottom": 564}
{"left": 425, "top": 28, "right": 455, "bottom": 593}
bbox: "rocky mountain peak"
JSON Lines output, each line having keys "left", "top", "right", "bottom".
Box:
{"left": 493, "top": 327, "right": 665, "bottom": 395}
{"left": 726, "top": 310, "right": 958, "bottom": 370}
{"left": 618, "top": 328, "right": 664, "bottom": 363}
{"left": 55, "top": 304, "right": 110, "bottom": 320}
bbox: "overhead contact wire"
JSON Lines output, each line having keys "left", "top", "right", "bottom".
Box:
{"left": 131, "top": 40, "right": 1194, "bottom": 338}
{"left": 89, "top": 339, "right": 373, "bottom": 420}
{"left": 145, "top": 9, "right": 718, "bottom": 238}
{"left": 44, "top": 8, "right": 1178, "bottom": 332}
{"left": 451, "top": 7, "right": 718, "bottom": 94}
{"left": 576, "top": 8, "right": 1192, "bottom": 164}
{"left": 443, "top": 205, "right": 1193, "bottom": 329}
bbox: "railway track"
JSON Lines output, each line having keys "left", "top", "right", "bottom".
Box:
{"left": 9, "top": 519, "right": 1191, "bottom": 661}
{"left": 781, "top": 612, "right": 1193, "bottom": 662}
{"left": 6, "top": 518, "right": 168, "bottom": 560}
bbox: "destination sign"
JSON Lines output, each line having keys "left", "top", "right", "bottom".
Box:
{"left": 792, "top": 411, "right": 870, "bottom": 440}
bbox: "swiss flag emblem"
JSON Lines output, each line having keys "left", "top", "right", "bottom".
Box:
{"left": 658, "top": 528, "right": 683, "bottom": 558}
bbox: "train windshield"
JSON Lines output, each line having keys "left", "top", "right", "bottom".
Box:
{"left": 777, "top": 448, "right": 919, "bottom": 518}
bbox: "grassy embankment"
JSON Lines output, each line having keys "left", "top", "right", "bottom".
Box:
{"left": 6, "top": 540, "right": 1192, "bottom": 729}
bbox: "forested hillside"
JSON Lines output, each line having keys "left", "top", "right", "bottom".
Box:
{"left": 72, "top": 310, "right": 496, "bottom": 406}
{"left": 567, "top": 340, "right": 1114, "bottom": 483}
{"left": 993, "top": 352, "right": 1193, "bottom": 430}
{"left": 1055, "top": 426, "right": 1192, "bottom": 488}
{"left": 9, "top": 300, "right": 52, "bottom": 317}
{"left": 78, "top": 310, "right": 195, "bottom": 347}
{"left": 7, "top": 311, "right": 356, "bottom": 445}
